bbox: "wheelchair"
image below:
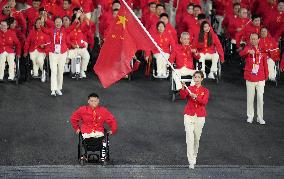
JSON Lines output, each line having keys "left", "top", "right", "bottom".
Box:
{"left": 78, "top": 130, "right": 110, "bottom": 166}
{"left": 169, "top": 67, "right": 193, "bottom": 102}
{"left": 147, "top": 54, "right": 170, "bottom": 80}
{"left": 26, "top": 55, "right": 50, "bottom": 82}
{"left": 2, "top": 56, "right": 20, "bottom": 86}
{"left": 196, "top": 58, "right": 222, "bottom": 84}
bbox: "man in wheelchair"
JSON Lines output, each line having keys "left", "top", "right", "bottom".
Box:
{"left": 70, "top": 93, "right": 118, "bottom": 163}
{"left": 169, "top": 32, "right": 199, "bottom": 90}
{"left": 0, "top": 20, "right": 21, "bottom": 81}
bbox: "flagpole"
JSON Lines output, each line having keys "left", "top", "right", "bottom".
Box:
{"left": 120, "top": 0, "right": 192, "bottom": 94}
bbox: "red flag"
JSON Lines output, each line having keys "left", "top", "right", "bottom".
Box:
{"left": 94, "top": 1, "right": 156, "bottom": 88}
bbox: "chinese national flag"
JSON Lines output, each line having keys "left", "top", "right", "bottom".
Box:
{"left": 93, "top": 1, "right": 156, "bottom": 88}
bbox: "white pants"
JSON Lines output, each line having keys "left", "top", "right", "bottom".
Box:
{"left": 173, "top": 67, "right": 196, "bottom": 90}
{"left": 267, "top": 58, "right": 276, "bottom": 80}
{"left": 49, "top": 52, "right": 68, "bottom": 91}
{"left": 153, "top": 52, "right": 170, "bottom": 77}
{"left": 30, "top": 50, "right": 46, "bottom": 76}
{"left": 246, "top": 80, "right": 265, "bottom": 119}
{"left": 184, "top": 114, "right": 205, "bottom": 165}
{"left": 199, "top": 53, "right": 219, "bottom": 73}
{"left": 82, "top": 131, "right": 104, "bottom": 139}
{"left": 68, "top": 48, "right": 90, "bottom": 73}
{"left": 0, "top": 52, "right": 15, "bottom": 80}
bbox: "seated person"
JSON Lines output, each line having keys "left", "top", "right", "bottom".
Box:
{"left": 71, "top": 93, "right": 118, "bottom": 160}
{"left": 146, "top": 21, "right": 175, "bottom": 78}
{"left": 0, "top": 19, "right": 21, "bottom": 81}
{"left": 259, "top": 27, "right": 280, "bottom": 81}
{"left": 169, "top": 32, "right": 200, "bottom": 90}
{"left": 193, "top": 21, "right": 224, "bottom": 79}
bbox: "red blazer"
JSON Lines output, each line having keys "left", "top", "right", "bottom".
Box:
{"left": 24, "top": 29, "right": 51, "bottom": 54}
{"left": 194, "top": 31, "right": 224, "bottom": 62}
{"left": 71, "top": 105, "right": 118, "bottom": 134}
{"left": 169, "top": 44, "right": 200, "bottom": 69}
{"left": 239, "top": 45, "right": 268, "bottom": 82}
{"left": 23, "top": 7, "right": 40, "bottom": 32}
{"left": 68, "top": 22, "right": 90, "bottom": 49}
{"left": 180, "top": 85, "right": 209, "bottom": 117}
{"left": 259, "top": 35, "right": 280, "bottom": 62}
{"left": 41, "top": 20, "right": 78, "bottom": 53}
{"left": 0, "top": 29, "right": 21, "bottom": 56}
{"left": 236, "top": 23, "right": 261, "bottom": 47}
{"left": 147, "top": 29, "right": 176, "bottom": 56}
{"left": 174, "top": 0, "right": 201, "bottom": 26}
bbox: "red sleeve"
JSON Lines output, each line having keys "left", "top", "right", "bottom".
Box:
{"left": 239, "top": 46, "right": 249, "bottom": 57}
{"left": 180, "top": 87, "right": 189, "bottom": 99}
{"left": 15, "top": 12, "right": 27, "bottom": 35}
{"left": 13, "top": 33, "right": 21, "bottom": 56}
{"left": 80, "top": 21, "right": 90, "bottom": 33}
{"left": 24, "top": 33, "right": 31, "bottom": 54}
{"left": 196, "top": 88, "right": 209, "bottom": 105}
{"left": 70, "top": 107, "right": 83, "bottom": 132}
{"left": 103, "top": 108, "right": 118, "bottom": 134}
{"left": 169, "top": 48, "right": 177, "bottom": 64}
{"left": 280, "top": 54, "right": 284, "bottom": 71}
{"left": 65, "top": 21, "right": 79, "bottom": 33}
{"left": 213, "top": 32, "right": 224, "bottom": 62}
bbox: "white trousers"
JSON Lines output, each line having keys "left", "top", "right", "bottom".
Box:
{"left": 0, "top": 52, "right": 15, "bottom": 79}
{"left": 246, "top": 80, "right": 265, "bottom": 119}
{"left": 49, "top": 52, "right": 68, "bottom": 91}
{"left": 267, "top": 58, "right": 276, "bottom": 80}
{"left": 68, "top": 48, "right": 90, "bottom": 73}
{"left": 153, "top": 52, "right": 170, "bottom": 77}
{"left": 173, "top": 67, "right": 196, "bottom": 90}
{"left": 82, "top": 131, "right": 104, "bottom": 139}
{"left": 30, "top": 50, "right": 46, "bottom": 76}
{"left": 184, "top": 114, "right": 205, "bottom": 165}
{"left": 199, "top": 53, "right": 219, "bottom": 73}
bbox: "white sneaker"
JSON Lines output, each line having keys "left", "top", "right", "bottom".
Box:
{"left": 208, "top": 72, "right": 215, "bottom": 79}
{"left": 41, "top": 71, "right": 46, "bottom": 82}
{"left": 80, "top": 71, "right": 86, "bottom": 78}
{"left": 51, "top": 91, "right": 56, "bottom": 96}
{"left": 257, "top": 117, "right": 266, "bottom": 125}
{"left": 56, "top": 90, "right": 63, "bottom": 96}
{"left": 247, "top": 117, "right": 253, "bottom": 123}
{"left": 189, "top": 163, "right": 195, "bottom": 169}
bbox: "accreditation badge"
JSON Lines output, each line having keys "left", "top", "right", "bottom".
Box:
{"left": 54, "top": 44, "right": 61, "bottom": 54}
{"left": 251, "top": 64, "right": 259, "bottom": 75}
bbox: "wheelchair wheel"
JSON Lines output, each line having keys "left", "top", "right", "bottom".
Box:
{"left": 15, "top": 57, "right": 20, "bottom": 86}
{"left": 216, "top": 61, "right": 222, "bottom": 84}
{"left": 45, "top": 56, "right": 50, "bottom": 82}
{"left": 171, "top": 92, "right": 176, "bottom": 102}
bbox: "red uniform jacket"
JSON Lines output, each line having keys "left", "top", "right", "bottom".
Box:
{"left": 99, "top": 11, "right": 114, "bottom": 38}
{"left": 11, "top": 8, "right": 27, "bottom": 35}
{"left": 173, "top": 0, "right": 201, "bottom": 26}
{"left": 71, "top": 105, "right": 118, "bottom": 134}
{"left": 169, "top": 44, "right": 200, "bottom": 69}
{"left": 147, "top": 29, "right": 176, "bottom": 56}
{"left": 252, "top": 0, "right": 278, "bottom": 23}
{"left": 24, "top": 29, "right": 50, "bottom": 54}
{"left": 236, "top": 22, "right": 261, "bottom": 47}
{"left": 239, "top": 45, "right": 268, "bottom": 82}
{"left": 266, "top": 11, "right": 284, "bottom": 40}
{"left": 0, "top": 29, "right": 21, "bottom": 56}
{"left": 222, "top": 13, "right": 239, "bottom": 38}
{"left": 178, "top": 14, "right": 199, "bottom": 38}
{"left": 23, "top": 7, "right": 40, "bottom": 32}
{"left": 259, "top": 35, "right": 280, "bottom": 62}
{"left": 68, "top": 22, "right": 90, "bottom": 49}
{"left": 41, "top": 20, "right": 78, "bottom": 53}
{"left": 180, "top": 85, "right": 209, "bottom": 117}
{"left": 79, "top": 0, "right": 95, "bottom": 13}
{"left": 194, "top": 31, "right": 224, "bottom": 62}
{"left": 213, "top": 0, "right": 233, "bottom": 16}
{"left": 86, "top": 20, "right": 96, "bottom": 49}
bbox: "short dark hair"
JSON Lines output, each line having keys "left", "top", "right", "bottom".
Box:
{"left": 193, "top": 4, "right": 202, "bottom": 9}
{"left": 156, "top": 4, "right": 165, "bottom": 9}
{"left": 63, "top": 0, "right": 72, "bottom": 4}
{"left": 159, "top": 12, "right": 168, "bottom": 19}
{"left": 187, "top": 3, "right": 195, "bottom": 9}
{"left": 54, "top": 16, "right": 62, "bottom": 22}
{"left": 148, "top": 2, "right": 156, "bottom": 7}
{"left": 193, "top": 71, "right": 204, "bottom": 79}
{"left": 252, "top": 14, "right": 261, "bottom": 20}
{"left": 156, "top": 21, "right": 165, "bottom": 30}
{"left": 112, "top": 0, "right": 121, "bottom": 5}
{"left": 197, "top": 13, "right": 206, "bottom": 20}
{"left": 88, "top": 93, "right": 99, "bottom": 99}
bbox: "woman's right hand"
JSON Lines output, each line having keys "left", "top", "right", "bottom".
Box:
{"left": 181, "top": 82, "right": 186, "bottom": 90}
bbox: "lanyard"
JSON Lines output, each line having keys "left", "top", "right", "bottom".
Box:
{"left": 53, "top": 29, "right": 62, "bottom": 45}
{"left": 252, "top": 48, "right": 261, "bottom": 64}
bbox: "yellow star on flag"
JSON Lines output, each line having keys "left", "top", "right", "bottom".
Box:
{"left": 116, "top": 15, "right": 127, "bottom": 29}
